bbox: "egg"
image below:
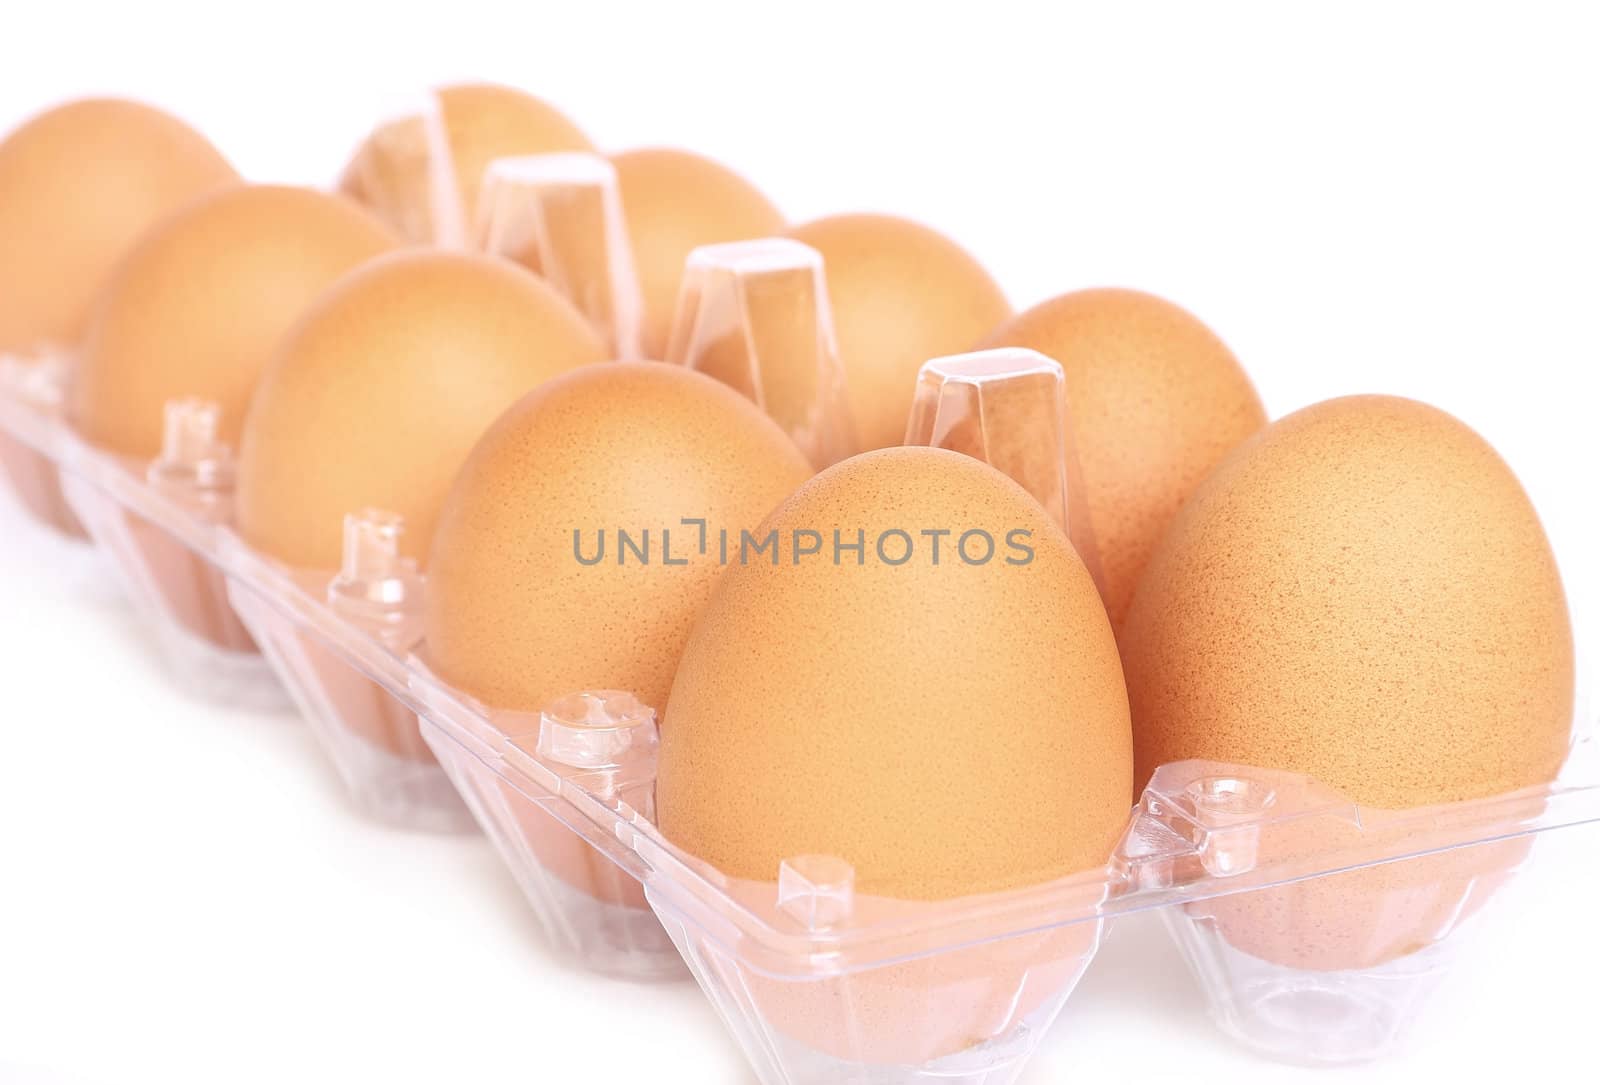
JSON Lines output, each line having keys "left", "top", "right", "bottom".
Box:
{"left": 67, "top": 184, "right": 399, "bottom": 458}
{"left": 424, "top": 362, "right": 812, "bottom": 715}
{"left": 981, "top": 288, "right": 1267, "bottom": 631}
{"left": 611, "top": 148, "right": 785, "bottom": 359}
{"left": 237, "top": 249, "right": 606, "bottom": 571}
{"left": 1121, "top": 395, "right": 1573, "bottom": 973}
{"left": 784, "top": 214, "right": 1011, "bottom": 452}
{"left": 0, "top": 98, "right": 237, "bottom": 355}
{"left": 1123, "top": 394, "right": 1572, "bottom": 804}
{"left": 340, "top": 83, "right": 592, "bottom": 244}
{"left": 0, "top": 99, "right": 236, "bottom": 539}
{"left": 656, "top": 446, "right": 1130, "bottom": 1062}
{"left": 658, "top": 445, "right": 1131, "bottom": 899}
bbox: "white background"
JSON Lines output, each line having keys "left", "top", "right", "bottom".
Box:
{"left": 2, "top": 2, "right": 1597, "bottom": 1083}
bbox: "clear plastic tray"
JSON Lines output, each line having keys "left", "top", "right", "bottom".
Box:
{"left": 414, "top": 684, "right": 1596, "bottom": 1082}
{"left": 6, "top": 338, "right": 1596, "bottom": 1083}
{"left": 5, "top": 150, "right": 1596, "bottom": 1080}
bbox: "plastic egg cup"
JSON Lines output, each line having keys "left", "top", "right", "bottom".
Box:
{"left": 56, "top": 399, "right": 283, "bottom": 709}
{"left": 414, "top": 681, "right": 684, "bottom": 979}
{"left": 1134, "top": 762, "right": 1565, "bottom": 1066}
{"left": 223, "top": 513, "right": 473, "bottom": 834}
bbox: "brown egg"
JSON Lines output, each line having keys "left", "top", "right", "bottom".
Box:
{"left": 1122, "top": 394, "right": 1573, "bottom": 806}
{"left": 340, "top": 83, "right": 591, "bottom": 243}
{"left": 424, "top": 362, "right": 812, "bottom": 715}
{"left": 982, "top": 288, "right": 1267, "bottom": 631}
{"left": 611, "top": 148, "right": 785, "bottom": 358}
{"left": 784, "top": 214, "right": 1011, "bottom": 451}
{"left": 67, "top": 185, "right": 399, "bottom": 458}
{"left": 0, "top": 98, "right": 237, "bottom": 354}
{"left": 237, "top": 250, "right": 606, "bottom": 571}
{"left": 1123, "top": 397, "right": 1572, "bottom": 972}
{"left": 658, "top": 445, "right": 1131, "bottom": 900}
{"left": 656, "top": 446, "right": 1129, "bottom": 1062}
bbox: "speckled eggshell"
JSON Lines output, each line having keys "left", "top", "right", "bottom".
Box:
{"left": 424, "top": 362, "right": 813, "bottom": 715}
{"left": 784, "top": 215, "right": 1012, "bottom": 452}
{"left": 67, "top": 185, "right": 399, "bottom": 458}
{"left": 340, "top": 82, "right": 592, "bottom": 240}
{"left": 611, "top": 147, "right": 786, "bottom": 359}
{"left": 0, "top": 98, "right": 237, "bottom": 354}
{"left": 657, "top": 446, "right": 1133, "bottom": 902}
{"left": 237, "top": 250, "right": 606, "bottom": 571}
{"left": 981, "top": 288, "right": 1267, "bottom": 631}
{"left": 1122, "top": 394, "right": 1574, "bottom": 807}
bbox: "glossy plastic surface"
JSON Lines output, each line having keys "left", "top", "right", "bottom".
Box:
{"left": 907, "top": 348, "right": 1103, "bottom": 592}
{"left": 474, "top": 152, "right": 642, "bottom": 359}
{"left": 225, "top": 511, "right": 472, "bottom": 833}
{"left": 415, "top": 683, "right": 683, "bottom": 978}
{"left": 666, "top": 238, "right": 857, "bottom": 468}
{"left": 343, "top": 89, "right": 463, "bottom": 248}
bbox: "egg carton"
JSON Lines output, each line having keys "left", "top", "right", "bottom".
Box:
{"left": 7, "top": 332, "right": 1599, "bottom": 1082}
{"left": 5, "top": 129, "right": 1597, "bottom": 1077}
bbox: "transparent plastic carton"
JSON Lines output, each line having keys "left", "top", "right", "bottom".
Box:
{"left": 7, "top": 330, "right": 1598, "bottom": 1084}
{"left": 222, "top": 511, "right": 474, "bottom": 832}
{"left": 3, "top": 170, "right": 1596, "bottom": 1083}
{"left": 413, "top": 683, "right": 684, "bottom": 978}
{"left": 413, "top": 680, "right": 1598, "bottom": 1082}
